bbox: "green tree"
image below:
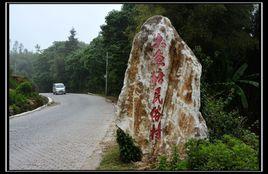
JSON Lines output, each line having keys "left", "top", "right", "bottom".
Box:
{"left": 31, "top": 29, "right": 87, "bottom": 92}
{"left": 83, "top": 35, "right": 106, "bottom": 93}
{"left": 35, "top": 44, "right": 41, "bottom": 53}
{"left": 32, "top": 53, "right": 53, "bottom": 92}
{"left": 12, "top": 41, "right": 19, "bottom": 54}
{"left": 65, "top": 49, "right": 88, "bottom": 92}
{"left": 100, "top": 6, "right": 136, "bottom": 96}
{"left": 9, "top": 41, "right": 38, "bottom": 79}
{"left": 18, "top": 43, "right": 24, "bottom": 54}
{"left": 65, "top": 27, "right": 79, "bottom": 54}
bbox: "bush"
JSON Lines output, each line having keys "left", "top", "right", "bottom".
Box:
{"left": 9, "top": 89, "right": 28, "bottom": 115}
{"left": 185, "top": 134, "right": 259, "bottom": 171}
{"left": 9, "top": 92, "right": 46, "bottom": 116}
{"left": 97, "top": 144, "right": 137, "bottom": 170}
{"left": 240, "top": 129, "right": 259, "bottom": 151}
{"left": 201, "top": 90, "right": 245, "bottom": 140}
{"left": 9, "top": 104, "right": 21, "bottom": 115}
{"left": 16, "top": 81, "right": 34, "bottom": 95}
{"left": 116, "top": 127, "right": 142, "bottom": 163}
{"left": 9, "top": 75, "right": 47, "bottom": 116}
{"left": 9, "top": 89, "right": 16, "bottom": 105}
{"left": 156, "top": 146, "right": 188, "bottom": 171}
{"left": 30, "top": 92, "right": 47, "bottom": 106}
{"left": 157, "top": 155, "right": 169, "bottom": 170}
{"left": 9, "top": 90, "right": 27, "bottom": 107}
{"left": 9, "top": 76, "right": 18, "bottom": 89}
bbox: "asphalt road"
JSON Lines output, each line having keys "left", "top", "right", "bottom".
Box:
{"left": 9, "top": 93, "right": 115, "bottom": 170}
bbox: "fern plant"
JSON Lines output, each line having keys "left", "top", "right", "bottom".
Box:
{"left": 212, "top": 63, "right": 259, "bottom": 109}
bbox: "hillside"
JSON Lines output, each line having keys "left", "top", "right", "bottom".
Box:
{"left": 9, "top": 74, "right": 48, "bottom": 116}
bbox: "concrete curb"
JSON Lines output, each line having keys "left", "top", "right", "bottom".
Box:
{"left": 9, "top": 95, "right": 53, "bottom": 119}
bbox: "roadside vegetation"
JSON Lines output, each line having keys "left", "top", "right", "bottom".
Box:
{"left": 155, "top": 134, "right": 259, "bottom": 171}
{"left": 10, "top": 4, "right": 260, "bottom": 171}
{"left": 9, "top": 70, "right": 48, "bottom": 116}
{"left": 97, "top": 143, "right": 137, "bottom": 170}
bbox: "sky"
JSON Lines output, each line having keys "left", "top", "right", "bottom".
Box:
{"left": 9, "top": 4, "right": 122, "bottom": 52}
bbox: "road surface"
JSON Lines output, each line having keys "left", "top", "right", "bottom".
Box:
{"left": 9, "top": 93, "right": 115, "bottom": 170}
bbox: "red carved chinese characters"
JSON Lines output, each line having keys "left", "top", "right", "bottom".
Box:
{"left": 149, "top": 33, "right": 167, "bottom": 142}
{"left": 153, "top": 49, "right": 165, "bottom": 67}
{"left": 153, "top": 87, "right": 163, "bottom": 104}
{"left": 151, "top": 68, "right": 165, "bottom": 84}
{"left": 150, "top": 121, "right": 161, "bottom": 141}
{"left": 152, "top": 33, "right": 166, "bottom": 48}
{"left": 150, "top": 105, "right": 162, "bottom": 121}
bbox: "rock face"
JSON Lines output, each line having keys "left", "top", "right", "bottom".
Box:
{"left": 116, "top": 15, "right": 208, "bottom": 158}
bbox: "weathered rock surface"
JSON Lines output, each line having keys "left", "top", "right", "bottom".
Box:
{"left": 116, "top": 15, "right": 208, "bottom": 159}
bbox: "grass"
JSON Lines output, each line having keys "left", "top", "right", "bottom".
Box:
{"left": 96, "top": 143, "right": 137, "bottom": 171}
{"left": 87, "top": 92, "right": 118, "bottom": 103}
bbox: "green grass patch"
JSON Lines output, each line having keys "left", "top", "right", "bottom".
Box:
{"left": 97, "top": 143, "right": 137, "bottom": 171}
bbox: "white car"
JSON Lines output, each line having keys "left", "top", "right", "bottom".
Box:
{"left": 53, "top": 83, "right": 66, "bottom": 95}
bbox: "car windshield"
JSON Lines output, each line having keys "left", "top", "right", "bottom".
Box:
{"left": 55, "top": 84, "right": 64, "bottom": 88}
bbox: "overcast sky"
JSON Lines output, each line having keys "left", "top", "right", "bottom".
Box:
{"left": 9, "top": 4, "right": 122, "bottom": 52}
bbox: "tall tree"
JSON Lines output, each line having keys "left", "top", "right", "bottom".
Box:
{"left": 35, "top": 44, "right": 41, "bottom": 53}
{"left": 65, "top": 27, "right": 79, "bottom": 55}
{"left": 12, "top": 41, "right": 19, "bottom": 54}
{"left": 100, "top": 6, "right": 136, "bottom": 96}
{"left": 18, "top": 43, "right": 24, "bottom": 54}
{"left": 33, "top": 53, "right": 53, "bottom": 92}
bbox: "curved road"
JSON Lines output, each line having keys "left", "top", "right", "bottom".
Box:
{"left": 9, "top": 93, "right": 115, "bottom": 170}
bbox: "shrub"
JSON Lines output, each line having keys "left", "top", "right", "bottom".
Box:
{"left": 97, "top": 144, "right": 137, "bottom": 170}
{"left": 201, "top": 91, "right": 245, "bottom": 140}
{"left": 156, "top": 146, "right": 188, "bottom": 171}
{"left": 116, "top": 127, "right": 142, "bottom": 163}
{"left": 9, "top": 89, "right": 16, "bottom": 105}
{"left": 9, "top": 104, "right": 20, "bottom": 115}
{"left": 174, "top": 159, "right": 188, "bottom": 170}
{"left": 9, "top": 75, "right": 46, "bottom": 116}
{"left": 240, "top": 129, "right": 259, "bottom": 151}
{"left": 9, "top": 91, "right": 27, "bottom": 107}
{"left": 157, "top": 155, "right": 169, "bottom": 170}
{"left": 9, "top": 89, "right": 31, "bottom": 115}
{"left": 185, "top": 134, "right": 259, "bottom": 171}
{"left": 170, "top": 146, "right": 188, "bottom": 170}
{"left": 9, "top": 76, "right": 18, "bottom": 89}
{"left": 30, "top": 92, "right": 47, "bottom": 106}
{"left": 16, "top": 81, "right": 33, "bottom": 95}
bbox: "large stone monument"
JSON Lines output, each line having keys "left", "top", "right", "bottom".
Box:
{"left": 116, "top": 15, "right": 208, "bottom": 159}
